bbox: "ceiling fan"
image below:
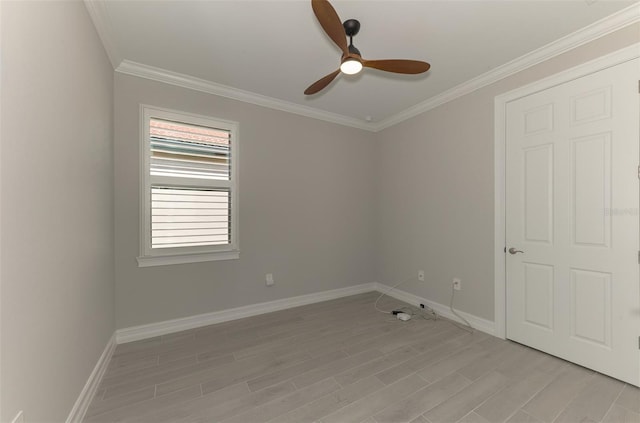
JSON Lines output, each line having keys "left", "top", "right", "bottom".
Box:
{"left": 304, "top": 0, "right": 431, "bottom": 95}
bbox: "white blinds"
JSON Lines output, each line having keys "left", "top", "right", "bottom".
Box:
{"left": 150, "top": 118, "right": 230, "bottom": 180}
{"left": 149, "top": 119, "right": 232, "bottom": 249}
{"left": 151, "top": 187, "right": 230, "bottom": 248}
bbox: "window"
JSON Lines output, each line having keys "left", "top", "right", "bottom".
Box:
{"left": 137, "top": 106, "right": 239, "bottom": 267}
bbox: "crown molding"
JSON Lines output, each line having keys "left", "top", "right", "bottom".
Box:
{"left": 83, "top": 0, "right": 122, "bottom": 69}
{"left": 99, "top": 2, "right": 638, "bottom": 132}
{"left": 116, "top": 61, "right": 375, "bottom": 131}
{"left": 371, "top": 2, "right": 640, "bottom": 132}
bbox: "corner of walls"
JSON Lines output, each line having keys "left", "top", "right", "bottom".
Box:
{"left": 1, "top": 1, "right": 116, "bottom": 420}
{"left": 113, "top": 73, "right": 377, "bottom": 330}
{"left": 114, "top": 281, "right": 497, "bottom": 346}
{"left": 371, "top": 22, "right": 640, "bottom": 328}
{"left": 374, "top": 283, "right": 496, "bottom": 337}
{"left": 65, "top": 335, "right": 116, "bottom": 423}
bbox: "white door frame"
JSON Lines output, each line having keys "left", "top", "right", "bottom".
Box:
{"left": 494, "top": 42, "right": 640, "bottom": 340}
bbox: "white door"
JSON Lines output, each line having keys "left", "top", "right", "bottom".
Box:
{"left": 506, "top": 58, "right": 640, "bottom": 386}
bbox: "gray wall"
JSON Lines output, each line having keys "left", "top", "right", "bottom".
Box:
{"left": 0, "top": 1, "right": 115, "bottom": 421}
{"left": 374, "top": 23, "right": 640, "bottom": 321}
{"left": 0, "top": 4, "right": 634, "bottom": 418}
{"left": 114, "top": 74, "right": 376, "bottom": 329}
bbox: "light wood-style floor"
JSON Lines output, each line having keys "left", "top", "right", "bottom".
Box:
{"left": 85, "top": 292, "right": 640, "bottom": 423}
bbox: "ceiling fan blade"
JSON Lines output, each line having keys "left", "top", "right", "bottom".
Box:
{"left": 362, "top": 59, "right": 431, "bottom": 74}
{"left": 311, "top": 0, "right": 349, "bottom": 55}
{"left": 304, "top": 69, "right": 341, "bottom": 95}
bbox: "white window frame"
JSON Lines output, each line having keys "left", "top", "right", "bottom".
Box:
{"left": 137, "top": 105, "right": 239, "bottom": 267}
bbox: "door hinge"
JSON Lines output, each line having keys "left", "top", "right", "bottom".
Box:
{"left": 638, "top": 336, "right": 640, "bottom": 349}
{"left": 637, "top": 165, "right": 640, "bottom": 179}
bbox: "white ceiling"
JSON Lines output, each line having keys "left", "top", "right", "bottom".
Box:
{"left": 93, "top": 0, "right": 638, "bottom": 126}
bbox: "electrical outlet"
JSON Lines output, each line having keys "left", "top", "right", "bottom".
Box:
{"left": 265, "top": 273, "right": 274, "bottom": 286}
{"left": 453, "top": 278, "right": 461, "bottom": 291}
{"left": 418, "top": 270, "right": 425, "bottom": 282}
{"left": 11, "top": 411, "right": 24, "bottom": 423}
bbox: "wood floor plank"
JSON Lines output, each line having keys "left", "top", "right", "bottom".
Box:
{"left": 423, "top": 371, "right": 510, "bottom": 423}
{"left": 85, "top": 386, "right": 155, "bottom": 418}
{"left": 307, "top": 323, "right": 398, "bottom": 359}
{"left": 221, "top": 378, "right": 341, "bottom": 423}
{"left": 102, "top": 353, "right": 233, "bottom": 399}
{"left": 457, "top": 412, "right": 492, "bottom": 423}
{"left": 103, "top": 355, "right": 159, "bottom": 378}
{"left": 85, "top": 385, "right": 202, "bottom": 422}
{"left": 474, "top": 369, "right": 554, "bottom": 423}
{"left": 194, "top": 381, "right": 297, "bottom": 422}
{"left": 411, "top": 326, "right": 483, "bottom": 355}
{"left": 552, "top": 372, "right": 624, "bottom": 423}
{"left": 173, "top": 350, "right": 310, "bottom": 396}
{"left": 372, "top": 372, "right": 471, "bottom": 423}
{"left": 320, "top": 374, "right": 429, "bottom": 423}
{"left": 291, "top": 348, "right": 384, "bottom": 389}
{"left": 615, "top": 384, "right": 640, "bottom": 413}
{"left": 374, "top": 321, "right": 446, "bottom": 354}
{"left": 101, "top": 354, "right": 199, "bottom": 389}
{"left": 334, "top": 345, "right": 418, "bottom": 387}
{"left": 270, "top": 375, "right": 385, "bottom": 423}
{"left": 247, "top": 349, "right": 348, "bottom": 392}
{"left": 494, "top": 348, "right": 564, "bottom": 381}
{"left": 520, "top": 363, "right": 594, "bottom": 423}
{"left": 505, "top": 410, "right": 544, "bottom": 423}
{"left": 375, "top": 333, "right": 476, "bottom": 385}
{"left": 234, "top": 314, "right": 390, "bottom": 363}
{"left": 602, "top": 404, "right": 640, "bottom": 423}
{"left": 126, "top": 381, "right": 251, "bottom": 423}
{"left": 351, "top": 321, "right": 443, "bottom": 356}
{"left": 232, "top": 323, "right": 352, "bottom": 361}
{"left": 111, "top": 337, "right": 163, "bottom": 357}
{"left": 416, "top": 345, "right": 486, "bottom": 383}
{"left": 455, "top": 342, "right": 519, "bottom": 381}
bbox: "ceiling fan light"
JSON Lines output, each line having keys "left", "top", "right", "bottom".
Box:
{"left": 340, "top": 59, "right": 363, "bottom": 75}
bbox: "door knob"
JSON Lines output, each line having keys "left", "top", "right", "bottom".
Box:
{"left": 508, "top": 247, "right": 524, "bottom": 255}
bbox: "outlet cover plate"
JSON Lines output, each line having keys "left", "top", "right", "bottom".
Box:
{"left": 453, "top": 278, "right": 461, "bottom": 291}
{"left": 265, "top": 273, "right": 274, "bottom": 286}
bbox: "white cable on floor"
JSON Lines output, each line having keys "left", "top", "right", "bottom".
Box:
{"left": 449, "top": 284, "right": 474, "bottom": 333}
{"left": 374, "top": 276, "right": 438, "bottom": 322}
{"left": 374, "top": 276, "right": 415, "bottom": 314}
{"left": 375, "top": 275, "right": 472, "bottom": 332}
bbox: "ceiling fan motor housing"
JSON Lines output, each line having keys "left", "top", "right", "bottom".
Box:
{"left": 343, "top": 19, "right": 360, "bottom": 37}
{"left": 343, "top": 19, "right": 361, "bottom": 57}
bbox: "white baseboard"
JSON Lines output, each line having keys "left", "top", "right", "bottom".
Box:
{"left": 10, "top": 411, "right": 24, "bottom": 423}
{"left": 66, "top": 334, "right": 116, "bottom": 423}
{"left": 116, "top": 283, "right": 376, "bottom": 344}
{"left": 373, "top": 282, "right": 496, "bottom": 337}
{"left": 115, "top": 281, "right": 496, "bottom": 344}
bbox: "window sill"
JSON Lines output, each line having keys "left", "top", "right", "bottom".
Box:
{"left": 136, "top": 250, "right": 239, "bottom": 267}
